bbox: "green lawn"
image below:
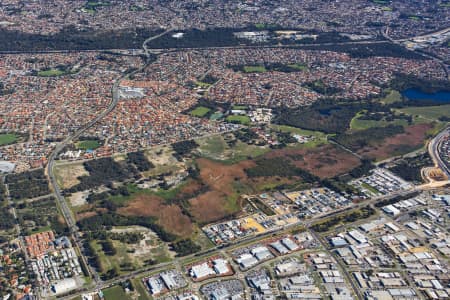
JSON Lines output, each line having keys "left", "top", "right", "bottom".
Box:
{"left": 350, "top": 111, "right": 409, "bottom": 130}
{"left": 223, "top": 140, "right": 270, "bottom": 164}
{"left": 190, "top": 106, "right": 211, "bottom": 117}
{"left": 226, "top": 115, "right": 251, "bottom": 125}
{"left": 133, "top": 279, "right": 151, "bottom": 300}
{"left": 103, "top": 285, "right": 132, "bottom": 300}
{"left": 271, "top": 124, "right": 324, "bottom": 136}
{"left": 397, "top": 104, "right": 450, "bottom": 121}
{"left": 243, "top": 65, "right": 267, "bottom": 73}
{"left": 380, "top": 90, "right": 401, "bottom": 104}
{"left": 76, "top": 140, "right": 101, "bottom": 150}
{"left": 0, "top": 133, "right": 18, "bottom": 146}
{"left": 287, "top": 63, "right": 308, "bottom": 71}
{"left": 199, "top": 135, "right": 228, "bottom": 156}
{"left": 198, "top": 135, "right": 270, "bottom": 163}
{"left": 195, "top": 81, "right": 212, "bottom": 88}
{"left": 232, "top": 105, "right": 248, "bottom": 110}
{"left": 37, "top": 69, "right": 72, "bottom": 77}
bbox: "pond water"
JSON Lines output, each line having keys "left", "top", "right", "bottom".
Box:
{"left": 401, "top": 88, "right": 450, "bottom": 104}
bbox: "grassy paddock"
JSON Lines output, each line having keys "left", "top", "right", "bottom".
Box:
{"left": 397, "top": 104, "right": 450, "bottom": 121}
{"left": 350, "top": 111, "right": 408, "bottom": 130}
{"left": 0, "top": 133, "right": 18, "bottom": 146}
{"left": 76, "top": 140, "right": 101, "bottom": 150}
{"left": 226, "top": 115, "right": 251, "bottom": 125}
{"left": 102, "top": 285, "right": 132, "bottom": 300}
{"left": 380, "top": 90, "right": 401, "bottom": 104}
{"left": 190, "top": 106, "right": 211, "bottom": 117}
{"left": 243, "top": 65, "right": 267, "bottom": 73}
{"left": 37, "top": 68, "right": 76, "bottom": 77}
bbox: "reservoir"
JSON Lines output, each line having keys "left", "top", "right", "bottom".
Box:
{"left": 401, "top": 88, "right": 450, "bottom": 104}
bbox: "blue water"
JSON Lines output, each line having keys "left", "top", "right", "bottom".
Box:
{"left": 401, "top": 88, "right": 450, "bottom": 104}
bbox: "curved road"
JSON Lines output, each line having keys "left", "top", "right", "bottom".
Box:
{"left": 428, "top": 126, "right": 450, "bottom": 178}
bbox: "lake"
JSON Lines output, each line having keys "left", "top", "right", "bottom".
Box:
{"left": 401, "top": 88, "right": 450, "bottom": 104}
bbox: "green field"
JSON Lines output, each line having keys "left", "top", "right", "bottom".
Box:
{"left": 243, "top": 65, "right": 267, "bottom": 73}
{"left": 230, "top": 140, "right": 270, "bottom": 162}
{"left": 232, "top": 105, "right": 248, "bottom": 110}
{"left": 133, "top": 279, "right": 151, "bottom": 300}
{"left": 37, "top": 68, "right": 73, "bottom": 77}
{"left": 0, "top": 133, "right": 18, "bottom": 146}
{"left": 198, "top": 135, "right": 270, "bottom": 164}
{"left": 198, "top": 135, "right": 228, "bottom": 156}
{"left": 190, "top": 106, "right": 211, "bottom": 117}
{"left": 271, "top": 124, "right": 326, "bottom": 137}
{"left": 350, "top": 111, "right": 409, "bottom": 130}
{"left": 380, "top": 90, "right": 402, "bottom": 104}
{"left": 103, "top": 285, "right": 132, "bottom": 300}
{"left": 76, "top": 140, "right": 101, "bottom": 150}
{"left": 226, "top": 115, "right": 251, "bottom": 125}
{"left": 195, "top": 81, "right": 212, "bottom": 88}
{"left": 287, "top": 63, "right": 308, "bottom": 71}
{"left": 397, "top": 104, "right": 450, "bottom": 121}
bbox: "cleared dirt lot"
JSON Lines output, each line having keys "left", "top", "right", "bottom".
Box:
{"left": 54, "top": 162, "right": 89, "bottom": 189}
{"left": 188, "top": 159, "right": 254, "bottom": 224}
{"left": 189, "top": 190, "right": 233, "bottom": 224}
{"left": 118, "top": 194, "right": 194, "bottom": 237}
{"left": 69, "top": 191, "right": 89, "bottom": 207}
{"left": 196, "top": 158, "right": 254, "bottom": 195}
{"left": 264, "top": 144, "right": 361, "bottom": 178}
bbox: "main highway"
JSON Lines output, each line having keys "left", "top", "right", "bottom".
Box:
{"left": 428, "top": 126, "right": 450, "bottom": 178}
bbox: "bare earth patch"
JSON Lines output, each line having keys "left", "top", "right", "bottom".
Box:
{"left": 189, "top": 191, "right": 231, "bottom": 224}
{"left": 188, "top": 159, "right": 254, "bottom": 223}
{"left": 265, "top": 144, "right": 361, "bottom": 178}
{"left": 196, "top": 158, "right": 254, "bottom": 195}
{"left": 76, "top": 211, "right": 98, "bottom": 221}
{"left": 69, "top": 191, "right": 89, "bottom": 207}
{"left": 118, "top": 194, "right": 194, "bottom": 237}
{"left": 54, "top": 162, "right": 89, "bottom": 189}
{"left": 359, "top": 124, "right": 432, "bottom": 160}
